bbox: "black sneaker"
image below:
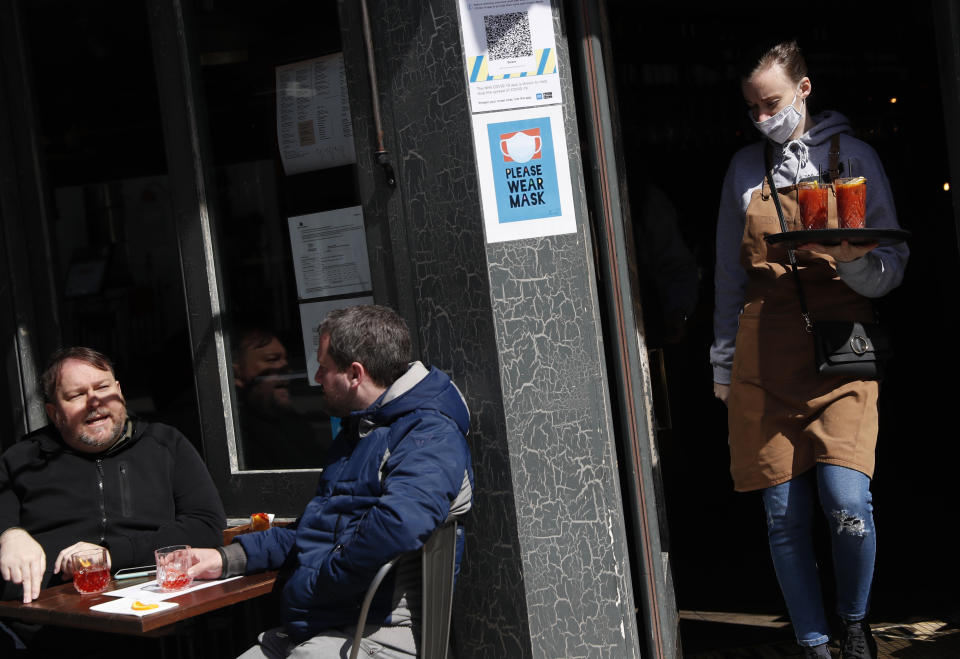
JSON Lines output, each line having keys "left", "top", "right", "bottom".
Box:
{"left": 803, "top": 642, "right": 832, "bottom": 658}
{"left": 840, "top": 619, "right": 877, "bottom": 659}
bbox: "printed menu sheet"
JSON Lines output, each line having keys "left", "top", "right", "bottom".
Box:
{"left": 276, "top": 53, "right": 356, "bottom": 175}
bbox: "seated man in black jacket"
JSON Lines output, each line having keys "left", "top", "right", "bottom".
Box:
{"left": 0, "top": 346, "right": 226, "bottom": 605}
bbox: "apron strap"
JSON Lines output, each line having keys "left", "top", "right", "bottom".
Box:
{"left": 762, "top": 143, "right": 774, "bottom": 197}
{"left": 826, "top": 134, "right": 841, "bottom": 182}
{"left": 763, "top": 146, "right": 813, "bottom": 333}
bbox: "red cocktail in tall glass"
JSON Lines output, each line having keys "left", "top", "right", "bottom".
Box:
{"left": 797, "top": 181, "right": 828, "bottom": 230}
{"left": 836, "top": 177, "right": 867, "bottom": 228}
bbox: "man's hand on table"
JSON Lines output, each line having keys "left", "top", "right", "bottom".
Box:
{"left": 0, "top": 527, "right": 46, "bottom": 603}
{"left": 186, "top": 547, "right": 223, "bottom": 580}
{"left": 54, "top": 541, "right": 112, "bottom": 579}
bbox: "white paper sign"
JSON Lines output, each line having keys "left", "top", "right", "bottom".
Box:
{"left": 287, "top": 207, "right": 372, "bottom": 300}
{"left": 299, "top": 296, "right": 374, "bottom": 388}
{"left": 458, "top": 0, "right": 562, "bottom": 112}
{"left": 276, "top": 53, "right": 356, "bottom": 175}
{"left": 472, "top": 104, "right": 576, "bottom": 242}
{"left": 103, "top": 576, "right": 242, "bottom": 602}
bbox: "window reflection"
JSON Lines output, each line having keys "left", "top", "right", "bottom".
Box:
{"left": 232, "top": 325, "right": 331, "bottom": 469}
{"left": 195, "top": 0, "right": 356, "bottom": 470}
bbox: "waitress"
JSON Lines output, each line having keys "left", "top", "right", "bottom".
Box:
{"left": 710, "top": 38, "right": 909, "bottom": 659}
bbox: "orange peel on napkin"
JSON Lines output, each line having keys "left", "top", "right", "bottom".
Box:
{"left": 131, "top": 600, "right": 159, "bottom": 611}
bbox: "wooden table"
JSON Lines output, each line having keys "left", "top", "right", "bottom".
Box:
{"left": 0, "top": 571, "right": 278, "bottom": 637}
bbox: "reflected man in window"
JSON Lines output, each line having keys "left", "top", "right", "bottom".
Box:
{"left": 188, "top": 305, "right": 475, "bottom": 659}
{"left": 233, "top": 326, "right": 331, "bottom": 469}
{"left": 0, "top": 347, "right": 226, "bottom": 607}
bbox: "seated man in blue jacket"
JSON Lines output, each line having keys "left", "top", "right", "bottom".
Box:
{"left": 187, "top": 304, "right": 474, "bottom": 659}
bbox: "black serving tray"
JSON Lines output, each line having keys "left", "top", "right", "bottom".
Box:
{"left": 765, "top": 228, "right": 911, "bottom": 248}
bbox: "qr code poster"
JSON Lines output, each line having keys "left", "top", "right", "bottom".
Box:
{"left": 458, "top": 0, "right": 562, "bottom": 113}
{"left": 472, "top": 105, "right": 576, "bottom": 243}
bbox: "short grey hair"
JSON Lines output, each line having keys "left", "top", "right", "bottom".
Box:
{"left": 319, "top": 305, "right": 411, "bottom": 387}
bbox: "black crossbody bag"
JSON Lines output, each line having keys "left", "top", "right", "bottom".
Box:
{"left": 764, "top": 166, "right": 892, "bottom": 380}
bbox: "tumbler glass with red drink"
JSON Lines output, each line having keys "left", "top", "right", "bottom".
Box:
{"left": 72, "top": 547, "right": 111, "bottom": 594}
{"left": 836, "top": 176, "right": 867, "bottom": 228}
{"left": 797, "top": 180, "right": 829, "bottom": 230}
{"left": 154, "top": 544, "right": 194, "bottom": 592}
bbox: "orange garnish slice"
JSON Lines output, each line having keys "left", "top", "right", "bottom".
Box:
{"left": 839, "top": 177, "right": 866, "bottom": 187}
{"left": 250, "top": 512, "right": 270, "bottom": 531}
{"left": 79, "top": 558, "right": 92, "bottom": 568}
{"left": 131, "top": 600, "right": 159, "bottom": 611}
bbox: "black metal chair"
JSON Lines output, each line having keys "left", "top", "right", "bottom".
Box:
{"left": 350, "top": 520, "right": 458, "bottom": 659}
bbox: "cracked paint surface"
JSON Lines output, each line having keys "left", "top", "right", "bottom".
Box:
{"left": 341, "top": 1, "right": 639, "bottom": 657}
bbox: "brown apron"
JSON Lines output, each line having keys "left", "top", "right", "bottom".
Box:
{"left": 727, "top": 149, "right": 879, "bottom": 492}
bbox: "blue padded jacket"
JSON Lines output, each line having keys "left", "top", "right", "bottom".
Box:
{"left": 235, "top": 365, "right": 474, "bottom": 642}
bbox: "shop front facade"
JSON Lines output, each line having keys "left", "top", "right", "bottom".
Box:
{"left": 3, "top": 1, "right": 960, "bottom": 657}
{"left": 0, "top": 1, "right": 668, "bottom": 656}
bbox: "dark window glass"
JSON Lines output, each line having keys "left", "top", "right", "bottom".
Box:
{"left": 196, "top": 0, "right": 360, "bottom": 470}
{"left": 23, "top": 0, "right": 202, "bottom": 449}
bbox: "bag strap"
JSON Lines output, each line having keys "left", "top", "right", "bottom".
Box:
{"left": 764, "top": 164, "right": 813, "bottom": 333}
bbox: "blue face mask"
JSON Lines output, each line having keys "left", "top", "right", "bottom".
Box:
{"left": 751, "top": 86, "right": 804, "bottom": 143}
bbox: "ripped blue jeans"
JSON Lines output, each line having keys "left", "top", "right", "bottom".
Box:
{"left": 761, "top": 463, "right": 876, "bottom": 648}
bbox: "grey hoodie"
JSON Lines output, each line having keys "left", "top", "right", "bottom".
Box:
{"left": 710, "top": 111, "right": 909, "bottom": 384}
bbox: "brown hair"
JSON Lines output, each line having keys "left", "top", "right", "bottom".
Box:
{"left": 41, "top": 347, "right": 114, "bottom": 402}
{"left": 232, "top": 325, "right": 278, "bottom": 362}
{"left": 318, "top": 305, "right": 411, "bottom": 388}
{"left": 741, "top": 39, "right": 808, "bottom": 84}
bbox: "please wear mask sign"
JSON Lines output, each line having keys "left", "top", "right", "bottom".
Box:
{"left": 486, "top": 116, "right": 562, "bottom": 222}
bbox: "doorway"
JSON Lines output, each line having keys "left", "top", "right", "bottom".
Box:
{"left": 604, "top": 3, "right": 960, "bottom": 653}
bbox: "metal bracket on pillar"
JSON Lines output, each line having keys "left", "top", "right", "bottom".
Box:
{"left": 375, "top": 148, "right": 396, "bottom": 188}
{"left": 360, "top": 0, "right": 396, "bottom": 188}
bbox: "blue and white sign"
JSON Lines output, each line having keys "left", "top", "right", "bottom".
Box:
{"left": 472, "top": 105, "right": 576, "bottom": 243}
{"left": 487, "top": 116, "right": 560, "bottom": 222}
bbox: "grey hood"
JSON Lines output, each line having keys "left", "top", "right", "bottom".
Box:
{"left": 769, "top": 111, "right": 852, "bottom": 186}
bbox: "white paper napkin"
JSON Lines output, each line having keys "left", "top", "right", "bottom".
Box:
{"left": 103, "top": 575, "right": 242, "bottom": 602}
{"left": 89, "top": 597, "right": 179, "bottom": 617}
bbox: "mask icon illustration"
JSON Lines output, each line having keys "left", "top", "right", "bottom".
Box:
{"left": 500, "top": 129, "right": 542, "bottom": 163}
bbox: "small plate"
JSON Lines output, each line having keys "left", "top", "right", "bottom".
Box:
{"left": 765, "top": 228, "right": 911, "bottom": 248}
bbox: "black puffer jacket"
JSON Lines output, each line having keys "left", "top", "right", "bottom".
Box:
{"left": 0, "top": 418, "right": 225, "bottom": 599}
